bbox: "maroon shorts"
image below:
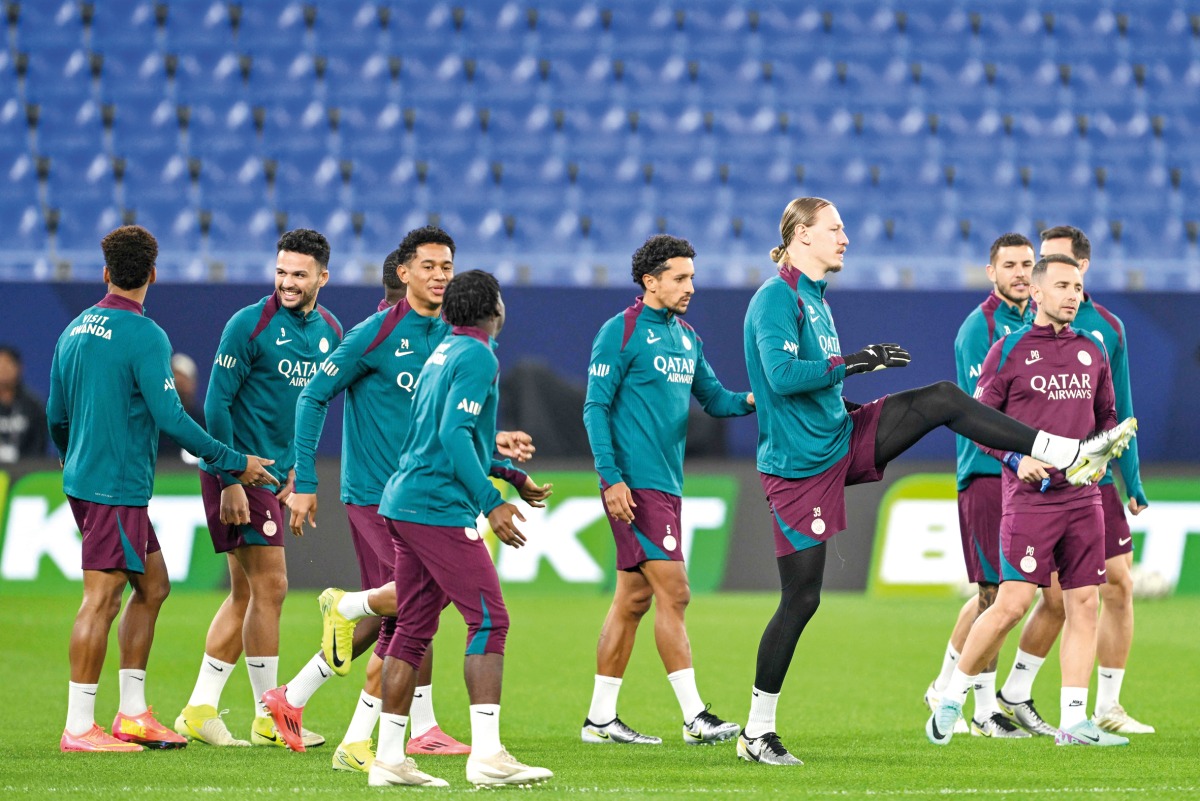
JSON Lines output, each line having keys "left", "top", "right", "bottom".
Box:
{"left": 999, "top": 504, "right": 1105, "bottom": 590}
{"left": 958, "top": 476, "right": 1003, "bottom": 585}
{"left": 199, "top": 469, "right": 286, "bottom": 553}
{"left": 384, "top": 519, "right": 509, "bottom": 670}
{"left": 346, "top": 504, "right": 394, "bottom": 590}
{"left": 761, "top": 397, "right": 887, "bottom": 557}
{"left": 68, "top": 497, "right": 161, "bottom": 574}
{"left": 602, "top": 488, "right": 684, "bottom": 571}
{"left": 1100, "top": 483, "right": 1134, "bottom": 560}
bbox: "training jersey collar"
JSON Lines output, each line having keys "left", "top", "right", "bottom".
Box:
{"left": 778, "top": 265, "right": 828, "bottom": 296}
{"left": 1029, "top": 321, "right": 1074, "bottom": 338}
{"left": 452, "top": 325, "right": 496, "bottom": 349}
{"left": 635, "top": 295, "right": 678, "bottom": 324}
{"left": 96, "top": 294, "right": 144, "bottom": 315}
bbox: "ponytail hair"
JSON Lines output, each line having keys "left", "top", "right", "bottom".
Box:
{"left": 772, "top": 196, "right": 833, "bottom": 264}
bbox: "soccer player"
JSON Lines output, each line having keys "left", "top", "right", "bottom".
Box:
{"left": 368, "top": 270, "right": 552, "bottom": 787}
{"left": 739, "top": 197, "right": 1137, "bottom": 765}
{"left": 996, "top": 226, "right": 1153, "bottom": 736}
{"left": 265, "top": 228, "right": 545, "bottom": 762}
{"left": 581, "top": 234, "right": 754, "bottom": 746}
{"left": 49, "top": 225, "right": 277, "bottom": 752}
{"left": 926, "top": 254, "right": 1133, "bottom": 748}
{"left": 175, "top": 229, "right": 343, "bottom": 749}
{"left": 924, "top": 234, "right": 1036, "bottom": 739}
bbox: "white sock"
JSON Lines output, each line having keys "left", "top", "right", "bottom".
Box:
{"left": 586, "top": 675, "right": 622, "bottom": 725}
{"left": 377, "top": 713, "right": 408, "bottom": 763}
{"left": 343, "top": 691, "right": 382, "bottom": 744}
{"left": 66, "top": 681, "right": 98, "bottom": 736}
{"left": 187, "top": 653, "right": 235, "bottom": 708}
{"left": 1000, "top": 649, "right": 1045, "bottom": 703}
{"left": 933, "top": 641, "right": 960, "bottom": 692}
{"left": 337, "top": 590, "right": 376, "bottom": 621}
{"left": 972, "top": 671, "right": 999, "bottom": 720}
{"left": 246, "top": 655, "right": 279, "bottom": 717}
{"left": 945, "top": 668, "right": 974, "bottom": 707}
{"left": 1061, "top": 686, "right": 1088, "bottom": 729}
{"left": 410, "top": 684, "right": 438, "bottom": 738}
{"left": 1032, "top": 431, "right": 1080, "bottom": 470}
{"left": 285, "top": 653, "right": 333, "bottom": 708}
{"left": 470, "top": 704, "right": 502, "bottom": 757}
{"left": 744, "top": 687, "right": 780, "bottom": 739}
{"left": 1095, "top": 666, "right": 1126, "bottom": 717}
{"left": 667, "top": 668, "right": 705, "bottom": 722}
{"left": 118, "top": 669, "right": 148, "bottom": 717}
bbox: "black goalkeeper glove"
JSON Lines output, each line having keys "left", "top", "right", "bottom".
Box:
{"left": 843, "top": 343, "right": 911, "bottom": 376}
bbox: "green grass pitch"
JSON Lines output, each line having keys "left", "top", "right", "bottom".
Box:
{"left": 3, "top": 590, "right": 1198, "bottom": 799}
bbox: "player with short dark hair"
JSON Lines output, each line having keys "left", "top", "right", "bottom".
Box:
{"left": 369, "top": 271, "right": 553, "bottom": 787}
{"left": 49, "top": 225, "right": 276, "bottom": 752}
{"left": 738, "top": 198, "right": 1137, "bottom": 765}
{"left": 995, "top": 226, "right": 1154, "bottom": 736}
{"left": 264, "top": 230, "right": 544, "bottom": 766}
{"left": 175, "top": 229, "right": 343, "bottom": 750}
{"left": 380, "top": 247, "right": 405, "bottom": 309}
{"left": 923, "top": 233, "right": 1036, "bottom": 739}
{"left": 927, "top": 255, "right": 1133, "bottom": 748}
{"left": 581, "top": 234, "right": 754, "bottom": 746}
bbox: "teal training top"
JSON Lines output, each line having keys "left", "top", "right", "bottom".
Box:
{"left": 378, "top": 327, "right": 522, "bottom": 527}
{"left": 199, "top": 293, "right": 343, "bottom": 487}
{"left": 583, "top": 297, "right": 753, "bottom": 495}
{"left": 744, "top": 266, "right": 851, "bottom": 478}
{"left": 47, "top": 294, "right": 246, "bottom": 506}
{"left": 954, "top": 292, "right": 1036, "bottom": 490}
{"left": 1073, "top": 294, "right": 1147, "bottom": 506}
{"left": 293, "top": 299, "right": 449, "bottom": 504}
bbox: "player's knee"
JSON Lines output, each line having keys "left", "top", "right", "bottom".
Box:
{"left": 138, "top": 575, "right": 171, "bottom": 608}
{"left": 1101, "top": 569, "right": 1134, "bottom": 607}
{"left": 81, "top": 588, "right": 123, "bottom": 622}
{"left": 619, "top": 585, "right": 654, "bottom": 619}
{"left": 786, "top": 581, "right": 822, "bottom": 622}
{"left": 250, "top": 571, "right": 288, "bottom": 607}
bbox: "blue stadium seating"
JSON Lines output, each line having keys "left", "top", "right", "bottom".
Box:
{"left": 1, "top": 0, "right": 1197, "bottom": 284}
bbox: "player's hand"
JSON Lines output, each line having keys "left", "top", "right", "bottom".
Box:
{"left": 517, "top": 478, "right": 553, "bottom": 508}
{"left": 1128, "top": 497, "right": 1148, "bottom": 515}
{"left": 496, "top": 430, "right": 535, "bottom": 462}
{"left": 843, "top": 343, "right": 911, "bottom": 376}
{"left": 287, "top": 492, "right": 318, "bottom": 536}
{"left": 220, "top": 484, "right": 251, "bottom": 526}
{"left": 488, "top": 502, "right": 527, "bottom": 548}
{"left": 1016, "top": 456, "right": 1052, "bottom": 484}
{"left": 275, "top": 468, "right": 296, "bottom": 504}
{"left": 746, "top": 393, "right": 755, "bottom": 408}
{"left": 603, "top": 481, "right": 637, "bottom": 524}
{"left": 238, "top": 455, "right": 278, "bottom": 488}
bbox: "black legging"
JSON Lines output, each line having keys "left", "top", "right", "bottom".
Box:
{"left": 754, "top": 545, "right": 826, "bottom": 694}
{"left": 753, "top": 381, "right": 1043, "bottom": 693}
{"left": 874, "top": 381, "right": 1039, "bottom": 467}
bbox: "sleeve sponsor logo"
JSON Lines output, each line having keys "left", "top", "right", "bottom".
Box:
{"left": 588, "top": 363, "right": 611, "bottom": 378}
{"left": 320, "top": 361, "right": 339, "bottom": 377}
{"left": 214, "top": 354, "right": 238, "bottom": 369}
{"left": 163, "top": 377, "right": 176, "bottom": 391}
{"left": 783, "top": 341, "right": 799, "bottom": 355}
{"left": 457, "top": 398, "right": 483, "bottom": 415}
{"left": 968, "top": 363, "right": 981, "bottom": 379}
